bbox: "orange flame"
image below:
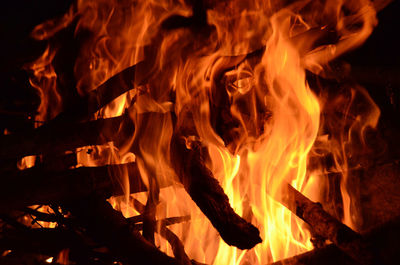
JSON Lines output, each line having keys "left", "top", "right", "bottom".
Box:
{"left": 28, "top": 0, "right": 387, "bottom": 264}
{"left": 26, "top": 45, "right": 62, "bottom": 125}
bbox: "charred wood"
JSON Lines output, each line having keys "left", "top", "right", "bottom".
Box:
{"left": 0, "top": 213, "right": 103, "bottom": 264}
{"left": 281, "top": 183, "right": 373, "bottom": 265}
{"left": 0, "top": 163, "right": 154, "bottom": 211}
{"left": 162, "top": 215, "right": 191, "bottom": 226}
{"left": 0, "top": 225, "right": 120, "bottom": 265}
{"left": 40, "top": 152, "right": 77, "bottom": 171}
{"left": 21, "top": 207, "right": 59, "bottom": 223}
{"left": 0, "top": 227, "right": 84, "bottom": 258}
{"left": 271, "top": 214, "right": 400, "bottom": 265}
{"left": 50, "top": 59, "right": 151, "bottom": 124}
{"left": 64, "top": 196, "right": 181, "bottom": 265}
{"left": 142, "top": 178, "right": 159, "bottom": 245}
{"left": 171, "top": 131, "right": 261, "bottom": 250}
{"left": 129, "top": 215, "right": 191, "bottom": 231}
{"left": 126, "top": 196, "right": 193, "bottom": 264}
{"left": 0, "top": 112, "right": 133, "bottom": 160}
{"left": 159, "top": 226, "right": 192, "bottom": 265}
{"left": 129, "top": 198, "right": 200, "bottom": 265}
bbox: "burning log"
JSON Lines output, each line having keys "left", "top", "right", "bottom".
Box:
{"left": 21, "top": 207, "right": 60, "bottom": 223}
{"left": 1, "top": 209, "right": 197, "bottom": 265}
{"left": 51, "top": 60, "right": 151, "bottom": 124}
{"left": 0, "top": 112, "right": 133, "bottom": 160}
{"left": 0, "top": 0, "right": 396, "bottom": 264}
{"left": 0, "top": 163, "right": 161, "bottom": 211}
{"left": 0, "top": 212, "right": 114, "bottom": 264}
{"left": 127, "top": 191, "right": 202, "bottom": 265}
{"left": 271, "top": 214, "right": 400, "bottom": 265}
{"left": 63, "top": 196, "right": 182, "bottom": 265}
{"left": 281, "top": 183, "right": 373, "bottom": 265}
{"left": 171, "top": 131, "right": 262, "bottom": 250}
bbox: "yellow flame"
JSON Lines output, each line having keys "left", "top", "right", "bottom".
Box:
{"left": 29, "top": 0, "right": 385, "bottom": 264}
{"left": 17, "top": 155, "right": 36, "bottom": 170}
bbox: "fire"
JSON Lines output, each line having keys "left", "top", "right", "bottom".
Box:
{"left": 27, "top": 45, "right": 62, "bottom": 125}
{"left": 26, "top": 0, "right": 389, "bottom": 264}
{"left": 17, "top": 155, "right": 36, "bottom": 170}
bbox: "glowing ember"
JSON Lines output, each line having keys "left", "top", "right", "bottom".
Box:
{"left": 1, "top": 250, "right": 12, "bottom": 257}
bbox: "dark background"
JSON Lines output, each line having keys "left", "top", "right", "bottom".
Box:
{"left": 0, "top": 0, "right": 72, "bottom": 132}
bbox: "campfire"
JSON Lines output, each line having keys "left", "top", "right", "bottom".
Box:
{"left": 1, "top": 0, "right": 399, "bottom": 264}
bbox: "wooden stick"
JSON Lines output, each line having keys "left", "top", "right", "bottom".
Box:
{"left": 0, "top": 224, "right": 122, "bottom": 264}
{"left": 0, "top": 112, "right": 133, "bottom": 160}
{"left": 143, "top": 178, "right": 159, "bottom": 245}
{"left": 64, "top": 196, "right": 182, "bottom": 265}
{"left": 271, "top": 214, "right": 400, "bottom": 265}
{"left": 21, "top": 207, "right": 59, "bottom": 223}
{"left": 50, "top": 59, "right": 152, "bottom": 124}
{"left": 128, "top": 215, "right": 191, "bottom": 231}
{"left": 159, "top": 226, "right": 192, "bottom": 265}
{"left": 128, "top": 196, "right": 191, "bottom": 264}
{"left": 0, "top": 163, "right": 170, "bottom": 211}
{"left": 127, "top": 187, "right": 200, "bottom": 264}
{"left": 171, "top": 132, "right": 261, "bottom": 250}
{"left": 280, "top": 183, "right": 373, "bottom": 265}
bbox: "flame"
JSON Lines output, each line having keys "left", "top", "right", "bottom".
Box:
{"left": 2, "top": 250, "right": 12, "bottom": 257}
{"left": 17, "top": 155, "right": 36, "bottom": 170}
{"left": 28, "top": 0, "right": 387, "bottom": 264}
{"left": 57, "top": 249, "right": 70, "bottom": 265}
{"left": 24, "top": 205, "right": 58, "bottom": 228}
{"left": 26, "top": 45, "right": 62, "bottom": 125}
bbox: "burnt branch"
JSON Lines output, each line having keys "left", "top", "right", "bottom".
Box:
{"left": 281, "top": 183, "right": 373, "bottom": 265}
{"left": 0, "top": 163, "right": 161, "bottom": 211}
{"left": 126, "top": 198, "right": 197, "bottom": 264}
{"left": 64, "top": 196, "right": 181, "bottom": 265}
{"left": 271, "top": 214, "right": 400, "bottom": 265}
{"left": 51, "top": 60, "right": 151, "bottom": 124}
{"left": 171, "top": 132, "right": 261, "bottom": 249}
{"left": 128, "top": 215, "right": 191, "bottom": 231}
{"left": 142, "top": 178, "right": 160, "bottom": 245}
{"left": 21, "top": 207, "right": 59, "bottom": 223}
{"left": 159, "top": 226, "right": 192, "bottom": 265}
{"left": 0, "top": 112, "right": 133, "bottom": 160}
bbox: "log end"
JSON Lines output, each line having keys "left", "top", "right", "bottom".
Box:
{"left": 217, "top": 215, "right": 262, "bottom": 250}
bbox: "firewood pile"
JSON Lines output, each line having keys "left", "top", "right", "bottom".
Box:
{"left": 1, "top": 0, "right": 400, "bottom": 265}
{"left": 0, "top": 50, "right": 263, "bottom": 265}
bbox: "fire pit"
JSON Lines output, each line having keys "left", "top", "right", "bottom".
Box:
{"left": 0, "top": 0, "right": 399, "bottom": 264}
